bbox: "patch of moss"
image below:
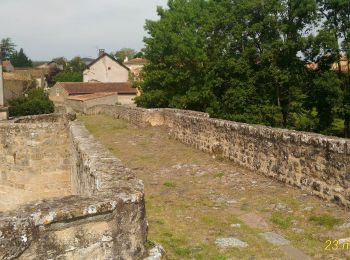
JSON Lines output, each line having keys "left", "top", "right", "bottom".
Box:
{"left": 271, "top": 212, "right": 292, "bottom": 229}
{"left": 309, "top": 215, "right": 341, "bottom": 229}
{"left": 213, "top": 172, "right": 225, "bottom": 178}
{"left": 164, "top": 181, "right": 176, "bottom": 188}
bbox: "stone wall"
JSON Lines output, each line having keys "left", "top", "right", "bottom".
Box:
{"left": 0, "top": 117, "right": 71, "bottom": 211}
{"left": 0, "top": 114, "right": 148, "bottom": 259}
{"left": 86, "top": 105, "right": 350, "bottom": 207}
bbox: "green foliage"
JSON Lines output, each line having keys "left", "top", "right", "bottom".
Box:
{"left": 112, "top": 48, "right": 137, "bottom": 62}
{"left": 68, "top": 56, "right": 87, "bottom": 73}
{"left": 309, "top": 215, "right": 341, "bottom": 229}
{"left": 271, "top": 212, "right": 293, "bottom": 229}
{"left": 136, "top": 0, "right": 350, "bottom": 137}
{"left": 51, "top": 56, "right": 86, "bottom": 84}
{"left": 0, "top": 38, "right": 16, "bottom": 60}
{"left": 213, "top": 172, "right": 224, "bottom": 178}
{"left": 53, "top": 71, "right": 83, "bottom": 82}
{"left": 8, "top": 89, "right": 54, "bottom": 117}
{"left": 10, "top": 48, "right": 32, "bottom": 67}
{"left": 163, "top": 181, "right": 176, "bottom": 188}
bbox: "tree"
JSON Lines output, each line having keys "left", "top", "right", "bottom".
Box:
{"left": 53, "top": 71, "right": 83, "bottom": 82}
{"left": 137, "top": 0, "right": 348, "bottom": 136}
{"left": 136, "top": 0, "right": 211, "bottom": 110}
{"left": 67, "top": 56, "right": 87, "bottom": 73}
{"left": 0, "top": 38, "right": 16, "bottom": 60}
{"left": 112, "top": 48, "right": 137, "bottom": 62}
{"left": 134, "top": 51, "right": 144, "bottom": 58}
{"left": 8, "top": 88, "right": 54, "bottom": 117}
{"left": 53, "top": 57, "right": 68, "bottom": 70}
{"left": 10, "top": 48, "right": 32, "bottom": 67}
{"left": 51, "top": 56, "right": 85, "bottom": 84}
{"left": 316, "top": 0, "right": 350, "bottom": 136}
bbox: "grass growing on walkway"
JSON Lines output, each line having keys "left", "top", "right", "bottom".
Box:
{"left": 80, "top": 114, "right": 350, "bottom": 259}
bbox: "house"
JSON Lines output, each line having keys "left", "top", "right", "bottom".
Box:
{"left": 3, "top": 72, "right": 36, "bottom": 104}
{"left": 306, "top": 56, "right": 349, "bottom": 73}
{"left": 83, "top": 52, "right": 130, "bottom": 83}
{"left": 11, "top": 68, "right": 48, "bottom": 88}
{"left": 124, "top": 58, "right": 146, "bottom": 81}
{"left": 81, "top": 57, "right": 94, "bottom": 66}
{"left": 331, "top": 56, "right": 349, "bottom": 73}
{"left": 66, "top": 92, "right": 119, "bottom": 113}
{"left": 124, "top": 58, "right": 146, "bottom": 71}
{"left": 36, "top": 61, "right": 64, "bottom": 71}
{"left": 49, "top": 82, "right": 137, "bottom": 106}
{"left": 2, "top": 60, "right": 14, "bottom": 72}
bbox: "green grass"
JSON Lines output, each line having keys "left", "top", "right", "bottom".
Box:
{"left": 213, "top": 172, "right": 225, "bottom": 178}
{"left": 271, "top": 212, "right": 293, "bottom": 229}
{"left": 309, "top": 215, "right": 341, "bottom": 229}
{"left": 80, "top": 115, "right": 350, "bottom": 259}
{"left": 164, "top": 181, "right": 176, "bottom": 188}
{"left": 212, "top": 256, "right": 227, "bottom": 260}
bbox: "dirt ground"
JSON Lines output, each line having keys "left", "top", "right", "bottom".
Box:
{"left": 81, "top": 114, "right": 350, "bottom": 260}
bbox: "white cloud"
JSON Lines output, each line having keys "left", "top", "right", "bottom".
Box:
{"left": 0, "top": 0, "right": 167, "bottom": 60}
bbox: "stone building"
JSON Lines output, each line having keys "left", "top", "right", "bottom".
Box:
{"left": 1, "top": 68, "right": 47, "bottom": 105}
{"left": 124, "top": 58, "right": 147, "bottom": 82}
{"left": 1, "top": 60, "right": 14, "bottom": 72}
{"left": 66, "top": 92, "right": 118, "bottom": 113}
{"left": 49, "top": 82, "right": 137, "bottom": 106}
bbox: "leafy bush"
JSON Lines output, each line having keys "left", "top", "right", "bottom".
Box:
{"left": 53, "top": 71, "right": 83, "bottom": 82}
{"left": 8, "top": 89, "right": 54, "bottom": 117}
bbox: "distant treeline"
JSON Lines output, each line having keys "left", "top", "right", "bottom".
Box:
{"left": 135, "top": 0, "right": 350, "bottom": 137}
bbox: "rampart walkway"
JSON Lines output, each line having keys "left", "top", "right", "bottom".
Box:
{"left": 82, "top": 114, "right": 350, "bottom": 259}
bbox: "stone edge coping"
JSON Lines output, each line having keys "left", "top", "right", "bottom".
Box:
{"left": 0, "top": 116, "right": 144, "bottom": 259}
{"left": 164, "top": 110, "right": 350, "bottom": 154}
{"left": 92, "top": 105, "right": 349, "bottom": 153}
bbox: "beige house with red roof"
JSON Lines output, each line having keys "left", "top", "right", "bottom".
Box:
{"left": 49, "top": 82, "right": 137, "bottom": 106}
{"left": 124, "top": 58, "right": 146, "bottom": 81}
{"left": 83, "top": 53, "right": 130, "bottom": 83}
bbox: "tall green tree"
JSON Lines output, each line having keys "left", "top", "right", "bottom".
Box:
{"left": 137, "top": 0, "right": 348, "bottom": 136}
{"left": 112, "top": 48, "right": 137, "bottom": 62}
{"left": 316, "top": 0, "right": 350, "bottom": 136}
{"left": 10, "top": 48, "right": 32, "bottom": 67}
{"left": 51, "top": 56, "right": 86, "bottom": 84}
{"left": 137, "top": 0, "right": 211, "bottom": 110}
{"left": 0, "top": 38, "right": 16, "bottom": 60}
{"left": 67, "top": 56, "right": 87, "bottom": 73}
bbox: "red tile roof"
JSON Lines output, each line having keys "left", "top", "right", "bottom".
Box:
{"left": 67, "top": 92, "right": 117, "bottom": 101}
{"left": 56, "top": 82, "right": 137, "bottom": 95}
{"left": 2, "top": 60, "right": 12, "bottom": 67}
{"left": 124, "top": 58, "right": 147, "bottom": 66}
{"left": 86, "top": 53, "right": 130, "bottom": 71}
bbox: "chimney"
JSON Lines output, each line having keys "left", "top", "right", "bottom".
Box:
{"left": 98, "top": 49, "right": 105, "bottom": 57}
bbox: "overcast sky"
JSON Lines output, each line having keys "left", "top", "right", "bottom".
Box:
{"left": 0, "top": 0, "right": 168, "bottom": 61}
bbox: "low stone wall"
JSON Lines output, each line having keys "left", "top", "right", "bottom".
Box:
{"left": 0, "top": 114, "right": 148, "bottom": 259}
{"left": 86, "top": 105, "right": 350, "bottom": 207}
{"left": 0, "top": 118, "right": 71, "bottom": 212}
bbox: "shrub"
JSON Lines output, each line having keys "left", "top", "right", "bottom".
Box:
{"left": 8, "top": 89, "right": 54, "bottom": 117}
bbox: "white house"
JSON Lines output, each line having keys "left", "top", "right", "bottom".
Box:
{"left": 83, "top": 52, "right": 130, "bottom": 83}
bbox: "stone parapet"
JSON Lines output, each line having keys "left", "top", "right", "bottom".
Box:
{"left": 86, "top": 105, "right": 350, "bottom": 207}
{"left": 0, "top": 114, "right": 147, "bottom": 259}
